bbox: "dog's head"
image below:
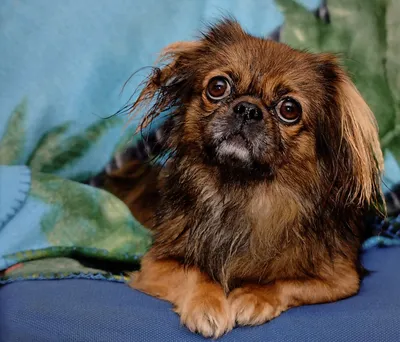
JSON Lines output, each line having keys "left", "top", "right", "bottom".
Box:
{"left": 131, "top": 19, "right": 383, "bottom": 209}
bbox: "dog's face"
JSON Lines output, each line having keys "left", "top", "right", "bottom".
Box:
{"left": 133, "top": 19, "right": 383, "bottom": 208}
{"left": 189, "top": 38, "right": 324, "bottom": 180}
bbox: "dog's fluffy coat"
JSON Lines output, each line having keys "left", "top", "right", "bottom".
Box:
{"left": 106, "top": 19, "right": 383, "bottom": 338}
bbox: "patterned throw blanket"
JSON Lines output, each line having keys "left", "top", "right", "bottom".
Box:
{"left": 1, "top": 0, "right": 400, "bottom": 284}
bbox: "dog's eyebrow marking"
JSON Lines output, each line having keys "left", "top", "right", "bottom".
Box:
{"left": 273, "top": 85, "right": 293, "bottom": 99}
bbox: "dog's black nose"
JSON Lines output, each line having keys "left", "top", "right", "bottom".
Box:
{"left": 233, "top": 102, "right": 263, "bottom": 122}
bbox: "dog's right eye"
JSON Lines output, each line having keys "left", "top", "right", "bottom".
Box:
{"left": 206, "top": 77, "right": 231, "bottom": 100}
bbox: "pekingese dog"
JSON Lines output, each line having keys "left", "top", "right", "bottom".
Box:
{"left": 108, "top": 19, "right": 385, "bottom": 338}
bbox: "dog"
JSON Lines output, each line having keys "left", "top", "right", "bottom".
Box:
{"left": 103, "top": 19, "right": 384, "bottom": 338}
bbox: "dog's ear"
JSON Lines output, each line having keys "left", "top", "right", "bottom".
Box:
{"left": 129, "top": 41, "right": 202, "bottom": 132}
{"left": 337, "top": 74, "right": 384, "bottom": 207}
{"left": 316, "top": 54, "right": 384, "bottom": 209}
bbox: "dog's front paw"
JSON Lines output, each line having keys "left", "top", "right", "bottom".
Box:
{"left": 229, "top": 286, "right": 282, "bottom": 326}
{"left": 177, "top": 290, "right": 234, "bottom": 338}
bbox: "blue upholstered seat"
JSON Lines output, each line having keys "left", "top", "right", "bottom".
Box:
{"left": 1, "top": 247, "right": 399, "bottom": 342}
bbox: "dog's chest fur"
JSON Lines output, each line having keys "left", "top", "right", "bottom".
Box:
{"left": 151, "top": 158, "right": 357, "bottom": 291}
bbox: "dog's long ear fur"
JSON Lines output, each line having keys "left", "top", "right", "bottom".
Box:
{"left": 337, "top": 75, "right": 384, "bottom": 206}
{"left": 129, "top": 41, "right": 202, "bottom": 132}
{"left": 317, "top": 54, "right": 384, "bottom": 211}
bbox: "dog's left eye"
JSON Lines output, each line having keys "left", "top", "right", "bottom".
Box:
{"left": 206, "top": 77, "right": 231, "bottom": 100}
{"left": 276, "top": 98, "right": 302, "bottom": 124}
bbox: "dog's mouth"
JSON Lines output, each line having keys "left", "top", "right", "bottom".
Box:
{"left": 215, "top": 133, "right": 252, "bottom": 164}
{"left": 203, "top": 132, "right": 274, "bottom": 182}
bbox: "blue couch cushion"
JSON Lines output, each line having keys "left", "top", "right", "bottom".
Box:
{"left": 1, "top": 247, "right": 399, "bottom": 341}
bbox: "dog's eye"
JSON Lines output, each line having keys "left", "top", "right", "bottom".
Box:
{"left": 206, "top": 77, "right": 231, "bottom": 100}
{"left": 276, "top": 98, "right": 302, "bottom": 124}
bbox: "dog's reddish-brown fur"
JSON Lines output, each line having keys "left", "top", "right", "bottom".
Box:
{"left": 105, "top": 19, "right": 384, "bottom": 338}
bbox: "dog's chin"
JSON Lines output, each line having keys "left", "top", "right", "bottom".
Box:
{"left": 216, "top": 135, "right": 252, "bottom": 166}
{"left": 204, "top": 135, "right": 273, "bottom": 182}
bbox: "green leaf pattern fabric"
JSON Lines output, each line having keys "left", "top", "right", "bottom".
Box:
{"left": 0, "top": 100, "right": 150, "bottom": 283}
{"left": 0, "top": 100, "right": 27, "bottom": 165}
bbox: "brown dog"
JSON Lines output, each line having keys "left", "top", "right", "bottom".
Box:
{"left": 109, "top": 19, "right": 384, "bottom": 338}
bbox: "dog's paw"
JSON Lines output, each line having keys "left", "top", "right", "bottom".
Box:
{"left": 177, "top": 291, "right": 234, "bottom": 338}
{"left": 229, "top": 286, "right": 282, "bottom": 326}
{"left": 129, "top": 271, "right": 170, "bottom": 299}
